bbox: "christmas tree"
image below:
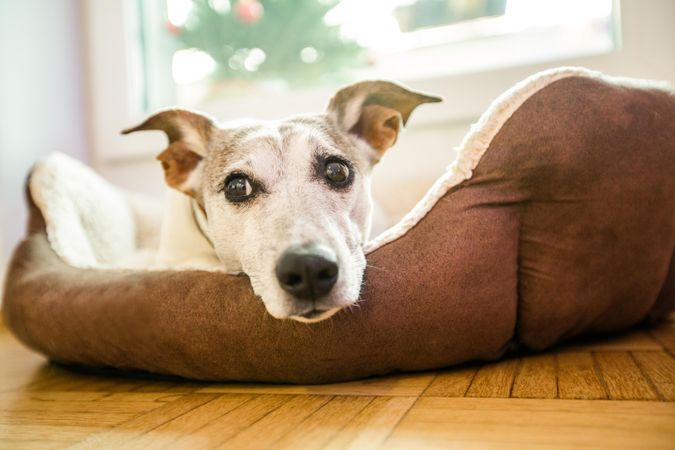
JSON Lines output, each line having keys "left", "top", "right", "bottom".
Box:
{"left": 171, "top": 0, "right": 367, "bottom": 86}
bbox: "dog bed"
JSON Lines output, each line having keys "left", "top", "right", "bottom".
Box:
{"left": 3, "top": 67, "right": 675, "bottom": 383}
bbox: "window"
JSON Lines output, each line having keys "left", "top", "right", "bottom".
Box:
{"left": 93, "top": 0, "right": 670, "bottom": 167}
{"left": 134, "top": 0, "right": 616, "bottom": 113}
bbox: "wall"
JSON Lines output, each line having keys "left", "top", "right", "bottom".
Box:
{"left": 0, "top": 0, "right": 89, "bottom": 280}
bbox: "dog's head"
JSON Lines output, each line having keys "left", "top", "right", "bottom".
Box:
{"left": 124, "top": 81, "right": 440, "bottom": 322}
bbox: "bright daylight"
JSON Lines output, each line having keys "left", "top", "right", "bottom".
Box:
{"left": 1, "top": 0, "right": 674, "bottom": 449}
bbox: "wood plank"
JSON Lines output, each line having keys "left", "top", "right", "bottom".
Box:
{"left": 0, "top": 367, "right": 45, "bottom": 393}
{"left": 561, "top": 330, "right": 663, "bottom": 352}
{"left": 633, "top": 351, "right": 675, "bottom": 401}
{"left": 0, "top": 330, "right": 29, "bottom": 351}
{"left": 0, "top": 412, "right": 137, "bottom": 428}
{"left": 381, "top": 397, "right": 675, "bottom": 450}
{"left": 198, "top": 372, "right": 434, "bottom": 397}
{"left": 114, "top": 394, "right": 252, "bottom": 450}
{"left": 216, "top": 395, "right": 332, "bottom": 449}
{"left": 0, "top": 391, "right": 109, "bottom": 403}
{"left": 0, "top": 391, "right": 181, "bottom": 404}
{"left": 69, "top": 394, "right": 217, "bottom": 449}
{"left": 28, "top": 373, "right": 146, "bottom": 394}
{"left": 22, "top": 366, "right": 89, "bottom": 393}
{"left": 3, "top": 399, "right": 165, "bottom": 415}
{"left": 594, "top": 352, "right": 658, "bottom": 400}
{"left": 98, "top": 393, "right": 184, "bottom": 403}
{"left": 511, "top": 354, "right": 557, "bottom": 399}
{"left": 423, "top": 366, "right": 477, "bottom": 397}
{"left": 323, "top": 397, "right": 417, "bottom": 450}
{"left": 0, "top": 350, "right": 47, "bottom": 393}
{"left": 167, "top": 394, "right": 289, "bottom": 449}
{"left": 0, "top": 424, "right": 107, "bottom": 442}
{"left": 0, "top": 439, "right": 66, "bottom": 450}
{"left": 274, "top": 396, "right": 373, "bottom": 449}
{"left": 557, "top": 352, "right": 607, "bottom": 400}
{"left": 113, "top": 380, "right": 205, "bottom": 394}
{"left": 95, "top": 379, "right": 153, "bottom": 393}
{"left": 4, "top": 319, "right": 675, "bottom": 450}
{"left": 466, "top": 359, "right": 518, "bottom": 398}
{"left": 129, "top": 381, "right": 182, "bottom": 393}
{"left": 650, "top": 323, "right": 675, "bottom": 351}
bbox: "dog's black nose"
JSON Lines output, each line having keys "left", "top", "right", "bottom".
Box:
{"left": 275, "top": 245, "right": 338, "bottom": 300}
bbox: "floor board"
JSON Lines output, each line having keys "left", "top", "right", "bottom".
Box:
{"left": 556, "top": 351, "right": 607, "bottom": 400}
{"left": 381, "top": 397, "right": 675, "bottom": 450}
{"left": 0, "top": 320, "right": 673, "bottom": 449}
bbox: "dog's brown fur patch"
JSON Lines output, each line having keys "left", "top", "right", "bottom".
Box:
{"left": 156, "top": 143, "right": 202, "bottom": 195}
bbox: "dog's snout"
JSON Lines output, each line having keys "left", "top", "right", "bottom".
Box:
{"left": 275, "top": 245, "right": 338, "bottom": 300}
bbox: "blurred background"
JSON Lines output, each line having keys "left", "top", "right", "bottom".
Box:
{"left": 1, "top": 0, "right": 674, "bottom": 282}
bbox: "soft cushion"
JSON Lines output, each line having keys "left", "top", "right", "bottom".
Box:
{"left": 3, "top": 67, "right": 674, "bottom": 383}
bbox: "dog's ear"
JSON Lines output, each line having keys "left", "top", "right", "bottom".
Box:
{"left": 327, "top": 80, "right": 441, "bottom": 159}
{"left": 122, "top": 109, "right": 216, "bottom": 197}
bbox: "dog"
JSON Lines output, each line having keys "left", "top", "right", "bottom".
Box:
{"left": 123, "top": 81, "right": 441, "bottom": 322}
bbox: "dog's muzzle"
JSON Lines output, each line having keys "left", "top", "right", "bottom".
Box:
{"left": 275, "top": 244, "right": 338, "bottom": 301}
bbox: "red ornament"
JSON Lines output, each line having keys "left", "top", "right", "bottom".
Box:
{"left": 166, "top": 21, "right": 183, "bottom": 35}
{"left": 234, "top": 0, "right": 264, "bottom": 24}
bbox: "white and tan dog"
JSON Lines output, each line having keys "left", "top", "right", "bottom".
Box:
{"left": 123, "top": 81, "right": 441, "bottom": 322}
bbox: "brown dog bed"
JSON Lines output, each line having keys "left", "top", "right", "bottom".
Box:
{"left": 3, "top": 68, "right": 675, "bottom": 383}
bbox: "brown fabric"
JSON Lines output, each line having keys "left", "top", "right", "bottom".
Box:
{"left": 464, "top": 77, "right": 675, "bottom": 348}
{"left": 3, "top": 76, "right": 674, "bottom": 383}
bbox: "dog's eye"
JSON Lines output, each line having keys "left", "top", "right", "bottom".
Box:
{"left": 224, "top": 175, "right": 254, "bottom": 202}
{"left": 325, "top": 160, "right": 351, "bottom": 187}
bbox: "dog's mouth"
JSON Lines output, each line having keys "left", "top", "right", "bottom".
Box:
{"left": 290, "top": 307, "right": 340, "bottom": 323}
{"left": 299, "top": 309, "right": 326, "bottom": 319}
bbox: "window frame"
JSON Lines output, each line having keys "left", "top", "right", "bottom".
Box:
{"left": 83, "top": 0, "right": 675, "bottom": 166}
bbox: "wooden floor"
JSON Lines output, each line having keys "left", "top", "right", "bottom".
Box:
{"left": 1, "top": 321, "right": 674, "bottom": 450}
